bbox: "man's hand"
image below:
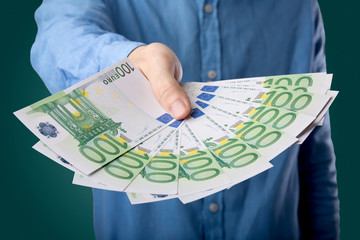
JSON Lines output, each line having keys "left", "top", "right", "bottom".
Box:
{"left": 128, "top": 43, "right": 191, "bottom": 120}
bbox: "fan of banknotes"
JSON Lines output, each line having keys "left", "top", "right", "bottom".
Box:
{"left": 14, "top": 58, "right": 338, "bottom": 204}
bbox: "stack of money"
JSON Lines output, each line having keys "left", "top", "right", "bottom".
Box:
{"left": 14, "top": 59, "right": 338, "bottom": 204}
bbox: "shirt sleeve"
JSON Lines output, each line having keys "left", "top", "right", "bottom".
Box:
{"left": 298, "top": 113, "right": 340, "bottom": 239}
{"left": 30, "top": 0, "right": 144, "bottom": 94}
{"left": 298, "top": 1, "right": 340, "bottom": 239}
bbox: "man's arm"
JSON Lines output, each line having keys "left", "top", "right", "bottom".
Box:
{"left": 298, "top": 113, "right": 340, "bottom": 239}
{"left": 31, "top": 0, "right": 190, "bottom": 119}
{"left": 298, "top": 1, "right": 340, "bottom": 239}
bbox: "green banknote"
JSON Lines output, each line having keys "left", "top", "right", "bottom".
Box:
{"left": 178, "top": 123, "right": 231, "bottom": 195}
{"left": 15, "top": 59, "right": 174, "bottom": 174}
{"left": 296, "top": 90, "right": 338, "bottom": 143}
{"left": 182, "top": 72, "right": 332, "bottom": 93}
{"left": 125, "top": 129, "right": 181, "bottom": 194}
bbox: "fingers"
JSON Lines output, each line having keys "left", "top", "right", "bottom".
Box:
{"left": 129, "top": 43, "right": 191, "bottom": 120}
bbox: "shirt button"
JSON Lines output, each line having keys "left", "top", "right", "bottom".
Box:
{"left": 204, "top": 4, "right": 213, "bottom": 14}
{"left": 207, "top": 70, "right": 217, "bottom": 79}
{"left": 209, "top": 203, "right": 219, "bottom": 213}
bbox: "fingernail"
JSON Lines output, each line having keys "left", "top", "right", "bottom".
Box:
{"left": 170, "top": 100, "right": 186, "bottom": 119}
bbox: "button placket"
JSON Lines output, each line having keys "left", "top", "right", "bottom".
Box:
{"left": 199, "top": 0, "right": 221, "bottom": 82}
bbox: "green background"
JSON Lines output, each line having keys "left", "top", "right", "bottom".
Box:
{"left": 1, "top": 1, "right": 359, "bottom": 239}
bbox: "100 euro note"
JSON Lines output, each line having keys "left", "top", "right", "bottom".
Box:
{"left": 177, "top": 123, "right": 232, "bottom": 196}
{"left": 125, "top": 128, "right": 181, "bottom": 194}
{"left": 182, "top": 72, "right": 332, "bottom": 94}
{"left": 295, "top": 90, "right": 338, "bottom": 142}
{"left": 14, "top": 59, "right": 174, "bottom": 174}
{"left": 125, "top": 130, "right": 182, "bottom": 203}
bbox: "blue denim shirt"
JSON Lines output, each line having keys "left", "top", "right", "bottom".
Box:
{"left": 31, "top": 0, "right": 339, "bottom": 239}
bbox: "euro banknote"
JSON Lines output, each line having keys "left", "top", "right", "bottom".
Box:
{"left": 15, "top": 59, "right": 175, "bottom": 174}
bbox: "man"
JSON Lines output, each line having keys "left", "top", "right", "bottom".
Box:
{"left": 31, "top": 0, "right": 339, "bottom": 239}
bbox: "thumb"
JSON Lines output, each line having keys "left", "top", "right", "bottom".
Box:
{"left": 128, "top": 43, "right": 191, "bottom": 120}
{"left": 148, "top": 69, "right": 191, "bottom": 120}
